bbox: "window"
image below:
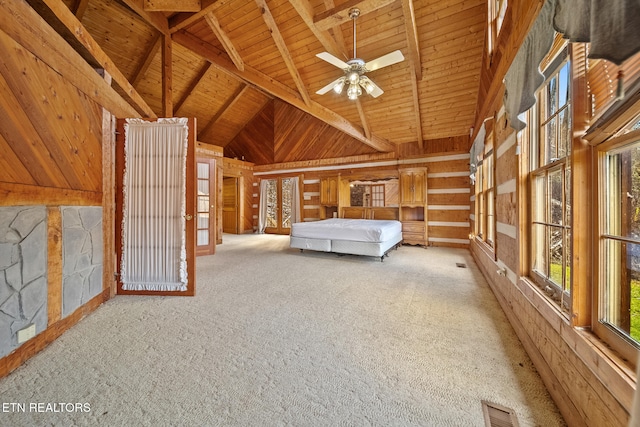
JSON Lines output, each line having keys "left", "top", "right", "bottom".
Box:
{"left": 528, "top": 54, "right": 572, "bottom": 310}
{"left": 475, "top": 138, "right": 495, "bottom": 250}
{"left": 488, "top": 0, "right": 507, "bottom": 55}
{"left": 596, "top": 132, "right": 640, "bottom": 349}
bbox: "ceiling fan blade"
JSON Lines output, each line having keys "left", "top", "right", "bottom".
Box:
{"left": 365, "top": 50, "right": 405, "bottom": 72}
{"left": 316, "top": 52, "right": 349, "bottom": 70}
{"left": 316, "top": 77, "right": 345, "bottom": 95}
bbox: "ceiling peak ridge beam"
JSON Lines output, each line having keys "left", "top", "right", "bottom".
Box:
{"left": 255, "top": 0, "right": 311, "bottom": 107}
{"left": 168, "top": 0, "right": 222, "bottom": 34}
{"left": 143, "top": 0, "right": 201, "bottom": 12}
{"left": 30, "top": 0, "right": 156, "bottom": 117}
{"left": 119, "top": 0, "right": 169, "bottom": 34}
{"left": 204, "top": 12, "right": 244, "bottom": 71}
{"left": 313, "top": 0, "right": 396, "bottom": 32}
{"left": 173, "top": 31, "right": 394, "bottom": 152}
{"left": 288, "top": 0, "right": 347, "bottom": 59}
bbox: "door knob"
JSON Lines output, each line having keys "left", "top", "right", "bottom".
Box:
{"left": 185, "top": 214, "right": 193, "bottom": 221}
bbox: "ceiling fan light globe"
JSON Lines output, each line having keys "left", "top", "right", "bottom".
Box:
{"left": 359, "top": 76, "right": 375, "bottom": 94}
{"left": 333, "top": 79, "right": 345, "bottom": 94}
{"left": 347, "top": 83, "right": 362, "bottom": 100}
{"left": 347, "top": 71, "right": 359, "bottom": 85}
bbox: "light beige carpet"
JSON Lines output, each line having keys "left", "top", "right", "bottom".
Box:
{"left": 0, "top": 234, "right": 565, "bottom": 426}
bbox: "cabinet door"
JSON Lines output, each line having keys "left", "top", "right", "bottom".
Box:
{"left": 321, "top": 177, "right": 339, "bottom": 205}
{"left": 412, "top": 170, "right": 427, "bottom": 205}
{"left": 400, "top": 172, "right": 415, "bottom": 204}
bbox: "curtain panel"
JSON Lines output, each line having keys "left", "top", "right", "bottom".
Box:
{"left": 504, "top": 0, "right": 640, "bottom": 131}
{"left": 121, "top": 118, "right": 189, "bottom": 291}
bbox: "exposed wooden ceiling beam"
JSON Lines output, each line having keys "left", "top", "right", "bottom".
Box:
{"left": 175, "top": 62, "right": 212, "bottom": 114}
{"left": 119, "top": 0, "right": 169, "bottom": 34}
{"left": 287, "top": 0, "right": 347, "bottom": 59}
{"left": 131, "top": 34, "right": 161, "bottom": 87}
{"left": 313, "top": 0, "right": 396, "bottom": 31}
{"left": 204, "top": 12, "right": 244, "bottom": 72}
{"left": 168, "top": 0, "right": 220, "bottom": 33}
{"left": 32, "top": 0, "right": 156, "bottom": 117}
{"left": 255, "top": 0, "right": 311, "bottom": 107}
{"left": 144, "top": 0, "right": 201, "bottom": 12}
{"left": 173, "top": 30, "right": 394, "bottom": 152}
{"left": 355, "top": 99, "right": 371, "bottom": 140}
{"left": 409, "top": 67, "right": 424, "bottom": 149}
{"left": 161, "top": 33, "right": 173, "bottom": 116}
{"left": 199, "top": 84, "right": 249, "bottom": 141}
{"left": 401, "top": 0, "right": 421, "bottom": 81}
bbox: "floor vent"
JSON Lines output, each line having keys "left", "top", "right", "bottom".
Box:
{"left": 481, "top": 401, "right": 519, "bottom": 427}
{"left": 456, "top": 263, "right": 467, "bottom": 268}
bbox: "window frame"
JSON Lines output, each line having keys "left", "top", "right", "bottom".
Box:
{"left": 474, "top": 129, "right": 497, "bottom": 258}
{"left": 593, "top": 129, "right": 640, "bottom": 362}
{"left": 487, "top": 0, "right": 507, "bottom": 57}
{"left": 263, "top": 176, "right": 296, "bottom": 235}
{"left": 526, "top": 47, "right": 573, "bottom": 312}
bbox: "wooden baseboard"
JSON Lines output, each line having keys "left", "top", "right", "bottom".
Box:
{"left": 0, "top": 289, "right": 110, "bottom": 379}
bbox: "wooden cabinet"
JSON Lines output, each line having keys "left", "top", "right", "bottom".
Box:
{"left": 400, "top": 168, "right": 427, "bottom": 205}
{"left": 399, "top": 168, "right": 427, "bottom": 246}
{"left": 320, "top": 176, "right": 339, "bottom": 205}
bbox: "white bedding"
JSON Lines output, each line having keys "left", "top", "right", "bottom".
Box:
{"left": 290, "top": 218, "right": 402, "bottom": 243}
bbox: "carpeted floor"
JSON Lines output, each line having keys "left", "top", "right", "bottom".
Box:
{"left": 0, "top": 234, "right": 565, "bottom": 426}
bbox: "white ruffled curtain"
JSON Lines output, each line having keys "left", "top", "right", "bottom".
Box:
{"left": 257, "top": 179, "right": 269, "bottom": 234}
{"left": 290, "top": 177, "right": 301, "bottom": 224}
{"left": 504, "top": 0, "right": 640, "bottom": 131}
{"left": 121, "top": 118, "right": 188, "bottom": 291}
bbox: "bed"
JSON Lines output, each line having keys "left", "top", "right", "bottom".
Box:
{"left": 290, "top": 218, "right": 403, "bottom": 261}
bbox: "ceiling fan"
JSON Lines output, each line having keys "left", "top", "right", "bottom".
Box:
{"left": 315, "top": 8, "right": 404, "bottom": 100}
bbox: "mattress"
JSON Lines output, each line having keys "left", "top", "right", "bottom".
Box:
{"left": 290, "top": 218, "right": 402, "bottom": 243}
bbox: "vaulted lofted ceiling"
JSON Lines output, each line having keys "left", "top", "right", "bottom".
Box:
{"left": 48, "top": 0, "right": 486, "bottom": 162}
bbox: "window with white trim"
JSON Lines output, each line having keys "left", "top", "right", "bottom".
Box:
{"left": 528, "top": 51, "right": 572, "bottom": 310}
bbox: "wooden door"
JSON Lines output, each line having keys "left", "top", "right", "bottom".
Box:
{"left": 412, "top": 170, "right": 427, "bottom": 205}
{"left": 223, "top": 177, "right": 238, "bottom": 234}
{"left": 196, "top": 158, "right": 216, "bottom": 256}
{"left": 400, "top": 171, "right": 415, "bottom": 204}
{"left": 115, "top": 118, "right": 196, "bottom": 296}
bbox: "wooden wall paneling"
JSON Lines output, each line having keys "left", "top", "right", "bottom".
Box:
{"left": 0, "top": 60, "right": 69, "bottom": 188}
{"left": 0, "top": 133, "right": 35, "bottom": 185}
{"left": 47, "top": 206, "right": 63, "bottom": 325}
{"left": 1, "top": 38, "right": 104, "bottom": 192}
{"left": 102, "top": 107, "right": 117, "bottom": 298}
{"left": 225, "top": 101, "right": 275, "bottom": 164}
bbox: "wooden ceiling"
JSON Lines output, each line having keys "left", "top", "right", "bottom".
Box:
{"left": 51, "top": 0, "right": 486, "bottom": 158}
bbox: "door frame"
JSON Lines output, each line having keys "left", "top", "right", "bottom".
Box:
{"left": 196, "top": 157, "right": 216, "bottom": 256}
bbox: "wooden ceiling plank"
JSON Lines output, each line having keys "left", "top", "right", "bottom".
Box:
{"left": 118, "top": 0, "right": 169, "bottom": 34}
{"left": 313, "top": 0, "right": 396, "bottom": 31}
{"left": 199, "top": 83, "right": 249, "bottom": 140}
{"left": 204, "top": 12, "right": 245, "bottom": 71}
{"left": 175, "top": 62, "right": 211, "bottom": 114}
{"left": 34, "top": 0, "right": 157, "bottom": 117}
{"left": 131, "top": 34, "right": 161, "bottom": 87}
{"left": 401, "top": 0, "right": 421, "bottom": 81}
{"left": 173, "top": 30, "right": 394, "bottom": 152}
{"left": 288, "top": 0, "right": 347, "bottom": 59}
{"left": 255, "top": 0, "right": 312, "bottom": 107}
